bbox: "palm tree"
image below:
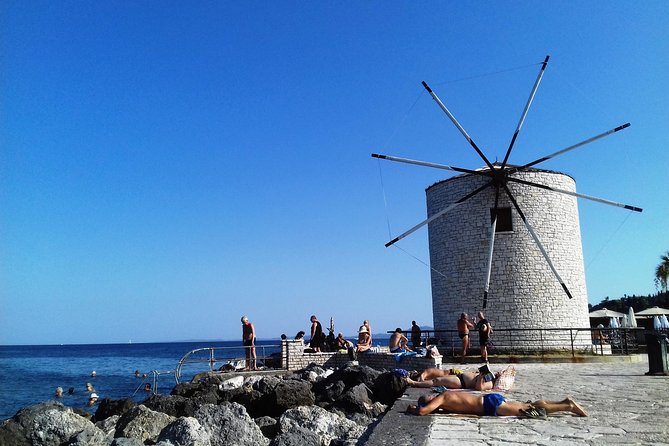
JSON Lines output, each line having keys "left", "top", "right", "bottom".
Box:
{"left": 655, "top": 251, "right": 669, "bottom": 292}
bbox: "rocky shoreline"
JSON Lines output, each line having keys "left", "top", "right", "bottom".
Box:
{"left": 0, "top": 362, "right": 407, "bottom": 445}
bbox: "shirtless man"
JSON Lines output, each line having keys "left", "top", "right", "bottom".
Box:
{"left": 406, "top": 368, "right": 493, "bottom": 391}
{"left": 389, "top": 328, "right": 412, "bottom": 353}
{"left": 241, "top": 315, "right": 256, "bottom": 370}
{"left": 457, "top": 313, "right": 475, "bottom": 363}
{"left": 407, "top": 391, "right": 588, "bottom": 418}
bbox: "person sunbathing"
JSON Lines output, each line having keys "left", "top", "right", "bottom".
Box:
{"left": 406, "top": 391, "right": 588, "bottom": 418}
{"left": 406, "top": 368, "right": 494, "bottom": 391}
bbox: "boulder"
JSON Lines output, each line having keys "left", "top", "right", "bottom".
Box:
{"left": 269, "top": 426, "right": 321, "bottom": 446}
{"left": 219, "top": 376, "right": 244, "bottom": 391}
{"left": 194, "top": 403, "right": 269, "bottom": 446}
{"left": 231, "top": 388, "right": 271, "bottom": 418}
{"left": 277, "top": 405, "right": 365, "bottom": 446}
{"left": 0, "top": 401, "right": 68, "bottom": 446}
{"left": 115, "top": 405, "right": 176, "bottom": 443}
{"left": 336, "top": 383, "right": 373, "bottom": 414}
{"left": 95, "top": 414, "right": 120, "bottom": 437}
{"left": 156, "top": 416, "right": 211, "bottom": 446}
{"left": 143, "top": 394, "right": 198, "bottom": 418}
{"left": 171, "top": 382, "right": 202, "bottom": 398}
{"left": 94, "top": 398, "right": 136, "bottom": 422}
{"left": 317, "top": 379, "right": 345, "bottom": 404}
{"left": 29, "top": 405, "right": 102, "bottom": 446}
{"left": 273, "top": 380, "right": 315, "bottom": 413}
{"left": 253, "top": 375, "right": 282, "bottom": 394}
{"left": 254, "top": 416, "right": 279, "bottom": 439}
{"left": 111, "top": 438, "right": 144, "bottom": 446}
{"left": 371, "top": 372, "right": 407, "bottom": 405}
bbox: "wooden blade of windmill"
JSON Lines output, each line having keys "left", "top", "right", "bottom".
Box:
{"left": 500, "top": 56, "right": 550, "bottom": 169}
{"left": 385, "top": 180, "right": 493, "bottom": 247}
{"left": 421, "top": 81, "right": 495, "bottom": 171}
{"left": 482, "top": 186, "right": 501, "bottom": 309}
{"left": 502, "top": 184, "right": 574, "bottom": 299}
{"left": 514, "top": 123, "right": 631, "bottom": 171}
{"left": 507, "top": 177, "right": 643, "bottom": 212}
{"left": 371, "top": 153, "right": 488, "bottom": 177}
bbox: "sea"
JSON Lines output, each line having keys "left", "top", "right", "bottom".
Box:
{"left": 0, "top": 340, "right": 282, "bottom": 421}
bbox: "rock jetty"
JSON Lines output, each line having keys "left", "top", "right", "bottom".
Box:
{"left": 0, "top": 363, "right": 407, "bottom": 445}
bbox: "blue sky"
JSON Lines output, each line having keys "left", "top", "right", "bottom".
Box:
{"left": 2, "top": 2, "right": 667, "bottom": 345}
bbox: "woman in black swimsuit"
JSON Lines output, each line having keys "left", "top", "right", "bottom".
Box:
{"left": 456, "top": 313, "right": 475, "bottom": 363}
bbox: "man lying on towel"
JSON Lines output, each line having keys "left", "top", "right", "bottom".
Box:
{"left": 406, "top": 391, "right": 588, "bottom": 418}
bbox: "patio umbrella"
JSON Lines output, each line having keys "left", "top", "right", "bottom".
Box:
{"left": 589, "top": 308, "right": 626, "bottom": 318}
{"left": 636, "top": 306, "right": 669, "bottom": 317}
{"left": 661, "top": 315, "right": 669, "bottom": 329}
{"left": 621, "top": 314, "right": 629, "bottom": 328}
{"left": 652, "top": 316, "right": 661, "bottom": 330}
{"left": 609, "top": 317, "right": 619, "bottom": 329}
{"left": 628, "top": 307, "right": 638, "bottom": 328}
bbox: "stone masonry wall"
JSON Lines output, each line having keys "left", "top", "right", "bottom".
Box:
{"left": 426, "top": 169, "right": 590, "bottom": 349}
{"left": 280, "top": 340, "right": 442, "bottom": 371}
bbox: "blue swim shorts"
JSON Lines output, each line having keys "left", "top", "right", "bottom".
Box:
{"left": 483, "top": 393, "right": 506, "bottom": 416}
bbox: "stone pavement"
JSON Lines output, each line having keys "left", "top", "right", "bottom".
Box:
{"left": 363, "top": 357, "right": 669, "bottom": 445}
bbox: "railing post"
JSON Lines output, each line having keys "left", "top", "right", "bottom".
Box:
{"left": 570, "top": 328, "right": 575, "bottom": 358}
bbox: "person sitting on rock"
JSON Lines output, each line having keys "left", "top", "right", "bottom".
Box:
{"left": 406, "top": 391, "right": 588, "bottom": 418}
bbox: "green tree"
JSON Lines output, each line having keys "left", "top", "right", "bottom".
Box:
{"left": 655, "top": 251, "right": 669, "bottom": 292}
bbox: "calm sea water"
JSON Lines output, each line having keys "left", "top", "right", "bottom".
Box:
{"left": 0, "top": 340, "right": 281, "bottom": 421}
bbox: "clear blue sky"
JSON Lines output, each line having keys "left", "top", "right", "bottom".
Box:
{"left": 2, "top": 2, "right": 667, "bottom": 345}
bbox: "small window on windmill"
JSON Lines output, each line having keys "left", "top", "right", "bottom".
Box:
{"left": 490, "top": 207, "right": 513, "bottom": 233}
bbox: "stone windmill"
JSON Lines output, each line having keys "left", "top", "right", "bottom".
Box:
{"left": 372, "top": 56, "right": 642, "bottom": 346}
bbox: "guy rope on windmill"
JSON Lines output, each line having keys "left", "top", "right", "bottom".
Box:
{"left": 373, "top": 55, "right": 642, "bottom": 352}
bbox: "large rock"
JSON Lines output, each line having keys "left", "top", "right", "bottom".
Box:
{"left": 94, "top": 398, "right": 136, "bottom": 422}
{"left": 336, "top": 383, "right": 373, "bottom": 414}
{"left": 273, "top": 380, "right": 315, "bottom": 413}
{"left": 371, "top": 371, "right": 407, "bottom": 405}
{"left": 194, "top": 403, "right": 269, "bottom": 446}
{"left": 0, "top": 401, "right": 65, "bottom": 446}
{"left": 156, "top": 416, "right": 211, "bottom": 446}
{"left": 219, "top": 376, "right": 244, "bottom": 390}
{"left": 270, "top": 426, "right": 321, "bottom": 446}
{"left": 29, "top": 406, "right": 102, "bottom": 446}
{"left": 115, "top": 405, "right": 176, "bottom": 443}
{"left": 111, "top": 438, "right": 144, "bottom": 446}
{"left": 254, "top": 416, "right": 279, "bottom": 439}
{"left": 277, "top": 405, "right": 365, "bottom": 446}
{"left": 143, "top": 394, "right": 198, "bottom": 418}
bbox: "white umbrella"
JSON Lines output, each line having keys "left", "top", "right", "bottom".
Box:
{"left": 637, "top": 306, "right": 669, "bottom": 317}
{"left": 628, "top": 307, "right": 638, "bottom": 328}
{"left": 589, "top": 308, "right": 626, "bottom": 318}
{"left": 661, "top": 315, "right": 669, "bottom": 329}
{"left": 652, "top": 316, "right": 661, "bottom": 330}
{"left": 621, "top": 314, "right": 629, "bottom": 328}
{"left": 609, "top": 317, "right": 619, "bottom": 329}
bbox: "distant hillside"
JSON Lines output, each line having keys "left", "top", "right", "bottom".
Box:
{"left": 590, "top": 291, "right": 669, "bottom": 313}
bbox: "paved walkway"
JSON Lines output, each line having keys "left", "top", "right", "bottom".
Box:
{"left": 364, "top": 357, "right": 669, "bottom": 445}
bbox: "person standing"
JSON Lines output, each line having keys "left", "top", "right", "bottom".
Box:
{"left": 310, "top": 315, "right": 323, "bottom": 352}
{"left": 241, "top": 315, "right": 256, "bottom": 370}
{"left": 411, "top": 320, "right": 422, "bottom": 348}
{"left": 457, "top": 313, "right": 475, "bottom": 363}
{"left": 476, "top": 311, "right": 493, "bottom": 362}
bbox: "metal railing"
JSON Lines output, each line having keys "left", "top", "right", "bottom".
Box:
{"left": 175, "top": 344, "right": 283, "bottom": 384}
{"left": 132, "top": 369, "right": 175, "bottom": 396}
{"left": 395, "top": 327, "right": 651, "bottom": 357}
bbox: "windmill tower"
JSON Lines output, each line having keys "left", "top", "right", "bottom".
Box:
{"left": 373, "top": 56, "right": 642, "bottom": 350}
